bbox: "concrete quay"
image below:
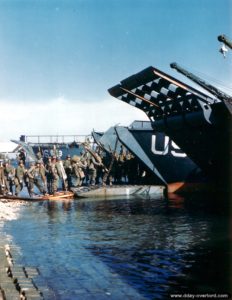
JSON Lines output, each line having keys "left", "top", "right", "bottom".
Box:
{"left": 0, "top": 245, "right": 43, "bottom": 300}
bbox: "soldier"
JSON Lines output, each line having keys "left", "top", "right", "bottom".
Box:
{"left": 95, "top": 152, "right": 104, "bottom": 184}
{"left": 51, "top": 156, "right": 59, "bottom": 194}
{"left": 104, "top": 151, "right": 117, "bottom": 186}
{"left": 128, "top": 154, "right": 139, "bottom": 184}
{"left": 100, "top": 151, "right": 112, "bottom": 185}
{"left": 4, "top": 160, "right": 15, "bottom": 195}
{"left": 39, "top": 161, "right": 47, "bottom": 193}
{"left": 45, "top": 157, "right": 53, "bottom": 194}
{"left": 36, "top": 150, "right": 43, "bottom": 162}
{"left": 80, "top": 151, "right": 89, "bottom": 185}
{"left": 27, "top": 161, "right": 47, "bottom": 197}
{"left": 18, "top": 149, "right": 26, "bottom": 165}
{"left": 112, "top": 153, "right": 119, "bottom": 184}
{"left": 0, "top": 160, "right": 6, "bottom": 195}
{"left": 115, "top": 152, "right": 125, "bottom": 184}
{"left": 87, "top": 154, "right": 103, "bottom": 186}
{"left": 71, "top": 156, "right": 87, "bottom": 187}
{"left": 27, "top": 162, "right": 35, "bottom": 196}
{"left": 63, "top": 155, "right": 72, "bottom": 190}
{"left": 15, "top": 160, "right": 26, "bottom": 196}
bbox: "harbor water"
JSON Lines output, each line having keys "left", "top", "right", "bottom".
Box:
{"left": 1, "top": 194, "right": 231, "bottom": 299}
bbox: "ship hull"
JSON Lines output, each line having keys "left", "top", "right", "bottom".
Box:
{"left": 115, "top": 122, "right": 206, "bottom": 193}
{"left": 93, "top": 121, "right": 206, "bottom": 193}
{"left": 160, "top": 101, "right": 232, "bottom": 189}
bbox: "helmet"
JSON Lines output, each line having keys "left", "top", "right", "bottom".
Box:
{"left": 72, "top": 155, "right": 80, "bottom": 162}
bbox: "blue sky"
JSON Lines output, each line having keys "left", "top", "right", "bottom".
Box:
{"left": 0, "top": 0, "right": 231, "bottom": 140}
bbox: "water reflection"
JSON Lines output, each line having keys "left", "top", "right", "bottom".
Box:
{"left": 4, "top": 194, "right": 231, "bottom": 299}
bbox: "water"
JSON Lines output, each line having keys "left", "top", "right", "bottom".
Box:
{"left": 2, "top": 194, "right": 231, "bottom": 299}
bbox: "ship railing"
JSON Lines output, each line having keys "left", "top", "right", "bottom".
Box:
{"left": 20, "top": 134, "right": 93, "bottom": 144}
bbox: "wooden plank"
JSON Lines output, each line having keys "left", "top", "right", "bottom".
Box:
{"left": 42, "top": 192, "right": 74, "bottom": 200}
{"left": 0, "top": 191, "right": 74, "bottom": 201}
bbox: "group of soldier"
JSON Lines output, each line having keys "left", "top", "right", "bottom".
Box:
{"left": 0, "top": 146, "right": 141, "bottom": 198}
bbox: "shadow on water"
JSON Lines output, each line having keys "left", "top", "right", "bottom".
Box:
{"left": 4, "top": 192, "right": 231, "bottom": 299}
{"left": 76, "top": 194, "right": 231, "bottom": 298}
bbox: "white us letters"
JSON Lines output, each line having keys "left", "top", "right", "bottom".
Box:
{"left": 151, "top": 135, "right": 186, "bottom": 157}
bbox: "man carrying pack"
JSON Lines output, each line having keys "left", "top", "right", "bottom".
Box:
{"left": 45, "top": 157, "right": 53, "bottom": 194}
{"left": 63, "top": 155, "right": 72, "bottom": 190}
{"left": 27, "top": 161, "right": 47, "bottom": 197}
{"left": 15, "top": 160, "right": 26, "bottom": 196}
{"left": 4, "top": 160, "right": 15, "bottom": 195}
{"left": 51, "top": 156, "right": 59, "bottom": 195}
{"left": 0, "top": 160, "right": 6, "bottom": 195}
{"left": 87, "top": 153, "right": 103, "bottom": 186}
{"left": 71, "top": 155, "right": 87, "bottom": 187}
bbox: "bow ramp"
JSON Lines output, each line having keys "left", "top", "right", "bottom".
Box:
{"left": 108, "top": 66, "right": 232, "bottom": 189}
{"left": 108, "top": 66, "right": 216, "bottom": 127}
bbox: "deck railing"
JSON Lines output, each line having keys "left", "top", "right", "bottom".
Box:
{"left": 20, "top": 134, "right": 92, "bottom": 144}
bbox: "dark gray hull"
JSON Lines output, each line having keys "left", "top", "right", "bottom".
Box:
{"left": 93, "top": 121, "right": 205, "bottom": 192}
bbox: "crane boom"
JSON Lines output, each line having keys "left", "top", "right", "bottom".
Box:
{"left": 170, "top": 62, "right": 232, "bottom": 102}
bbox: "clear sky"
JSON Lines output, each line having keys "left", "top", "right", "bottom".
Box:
{"left": 0, "top": 0, "right": 231, "bottom": 141}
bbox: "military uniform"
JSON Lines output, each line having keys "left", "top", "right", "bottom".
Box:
{"left": 88, "top": 155, "right": 102, "bottom": 185}
{"left": 115, "top": 153, "right": 125, "bottom": 183}
{"left": 63, "top": 155, "right": 72, "bottom": 190}
{"left": 0, "top": 161, "right": 6, "bottom": 195}
{"left": 51, "top": 158, "right": 59, "bottom": 194}
{"left": 18, "top": 150, "right": 26, "bottom": 165}
{"left": 45, "top": 158, "right": 53, "bottom": 194}
{"left": 4, "top": 162, "right": 15, "bottom": 195}
{"left": 107, "top": 154, "right": 117, "bottom": 186}
{"left": 71, "top": 156, "right": 86, "bottom": 187}
{"left": 39, "top": 162, "right": 47, "bottom": 190}
{"left": 127, "top": 154, "right": 139, "bottom": 184}
{"left": 95, "top": 153, "right": 104, "bottom": 184}
{"left": 28, "top": 162, "right": 47, "bottom": 196}
{"left": 15, "top": 162, "right": 26, "bottom": 196}
{"left": 101, "top": 152, "right": 112, "bottom": 185}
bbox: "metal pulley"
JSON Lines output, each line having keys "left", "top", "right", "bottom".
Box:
{"left": 219, "top": 43, "right": 228, "bottom": 58}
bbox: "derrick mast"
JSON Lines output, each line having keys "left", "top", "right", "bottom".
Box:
{"left": 170, "top": 62, "right": 232, "bottom": 102}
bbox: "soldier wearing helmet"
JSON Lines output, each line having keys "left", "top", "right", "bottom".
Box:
{"left": 15, "top": 160, "right": 26, "bottom": 196}
{"left": 0, "top": 160, "right": 6, "bottom": 195}
{"left": 4, "top": 160, "right": 15, "bottom": 195}
{"left": 63, "top": 155, "right": 72, "bottom": 190}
